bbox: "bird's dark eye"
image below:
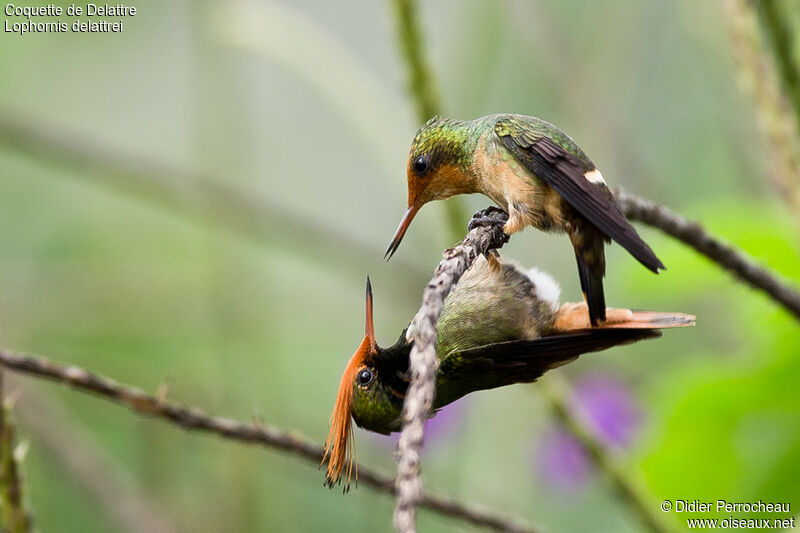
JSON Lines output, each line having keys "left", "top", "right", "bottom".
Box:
{"left": 357, "top": 368, "right": 374, "bottom": 387}
{"left": 413, "top": 155, "right": 429, "bottom": 175}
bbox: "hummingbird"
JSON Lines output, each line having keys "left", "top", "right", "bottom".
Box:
{"left": 385, "top": 114, "right": 666, "bottom": 326}
{"left": 322, "top": 254, "right": 693, "bottom": 488}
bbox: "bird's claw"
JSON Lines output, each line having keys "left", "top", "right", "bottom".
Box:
{"left": 468, "top": 206, "right": 508, "bottom": 232}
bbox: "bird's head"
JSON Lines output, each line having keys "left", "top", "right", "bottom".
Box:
{"left": 322, "top": 278, "right": 403, "bottom": 490}
{"left": 385, "top": 117, "right": 477, "bottom": 259}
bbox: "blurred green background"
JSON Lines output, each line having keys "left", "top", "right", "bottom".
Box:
{"left": 1, "top": 1, "right": 799, "bottom": 531}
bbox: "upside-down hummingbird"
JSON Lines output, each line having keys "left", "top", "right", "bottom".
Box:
{"left": 385, "top": 114, "right": 666, "bottom": 326}
{"left": 322, "top": 254, "right": 693, "bottom": 488}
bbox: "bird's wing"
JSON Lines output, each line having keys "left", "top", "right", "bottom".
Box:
{"left": 494, "top": 116, "right": 664, "bottom": 272}
{"left": 435, "top": 328, "right": 660, "bottom": 407}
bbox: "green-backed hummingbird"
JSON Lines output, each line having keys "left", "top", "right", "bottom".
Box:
{"left": 323, "top": 254, "right": 693, "bottom": 488}
{"left": 385, "top": 114, "right": 666, "bottom": 326}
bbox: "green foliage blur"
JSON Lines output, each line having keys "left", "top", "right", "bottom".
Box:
{"left": 1, "top": 1, "right": 799, "bottom": 531}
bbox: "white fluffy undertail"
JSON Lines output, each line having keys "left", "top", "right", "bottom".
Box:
{"left": 525, "top": 267, "right": 561, "bottom": 311}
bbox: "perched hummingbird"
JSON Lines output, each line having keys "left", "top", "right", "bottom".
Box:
{"left": 385, "top": 114, "right": 666, "bottom": 326}
{"left": 322, "top": 255, "right": 693, "bottom": 488}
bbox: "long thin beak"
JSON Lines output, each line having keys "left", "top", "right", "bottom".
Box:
{"left": 364, "top": 276, "right": 376, "bottom": 351}
{"left": 384, "top": 205, "right": 420, "bottom": 260}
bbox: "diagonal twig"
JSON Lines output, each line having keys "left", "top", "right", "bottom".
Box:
{"left": 394, "top": 208, "right": 509, "bottom": 532}
{"left": 616, "top": 189, "right": 800, "bottom": 320}
{"left": 0, "top": 348, "right": 536, "bottom": 533}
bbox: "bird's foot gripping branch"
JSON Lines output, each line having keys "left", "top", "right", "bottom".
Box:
{"left": 467, "top": 206, "right": 511, "bottom": 233}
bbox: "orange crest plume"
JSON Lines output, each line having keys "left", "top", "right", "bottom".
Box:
{"left": 322, "top": 277, "right": 377, "bottom": 490}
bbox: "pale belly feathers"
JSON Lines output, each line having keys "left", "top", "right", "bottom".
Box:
{"left": 471, "top": 132, "right": 568, "bottom": 234}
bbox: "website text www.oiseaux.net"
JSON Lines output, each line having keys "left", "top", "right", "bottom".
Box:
{"left": 660, "top": 499, "right": 794, "bottom": 530}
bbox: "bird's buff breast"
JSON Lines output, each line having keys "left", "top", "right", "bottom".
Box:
{"left": 472, "top": 136, "right": 565, "bottom": 234}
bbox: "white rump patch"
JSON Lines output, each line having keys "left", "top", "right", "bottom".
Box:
{"left": 585, "top": 169, "right": 605, "bottom": 184}
{"left": 525, "top": 267, "right": 561, "bottom": 311}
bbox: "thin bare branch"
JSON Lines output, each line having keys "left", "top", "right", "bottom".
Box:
{"left": 394, "top": 208, "right": 509, "bottom": 532}
{"left": 616, "top": 189, "right": 800, "bottom": 320}
{"left": 0, "top": 349, "right": 536, "bottom": 533}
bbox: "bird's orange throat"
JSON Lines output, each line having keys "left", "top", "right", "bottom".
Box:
{"left": 428, "top": 163, "right": 479, "bottom": 200}
{"left": 408, "top": 163, "right": 478, "bottom": 204}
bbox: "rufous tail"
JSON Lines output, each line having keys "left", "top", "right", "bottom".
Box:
{"left": 553, "top": 302, "right": 695, "bottom": 333}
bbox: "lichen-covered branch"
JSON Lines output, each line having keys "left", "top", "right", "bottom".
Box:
{"left": 394, "top": 208, "right": 510, "bottom": 533}
{"left": 0, "top": 349, "right": 535, "bottom": 533}
{"left": 616, "top": 189, "right": 800, "bottom": 320}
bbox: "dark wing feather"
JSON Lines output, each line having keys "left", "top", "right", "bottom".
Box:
{"left": 495, "top": 118, "right": 664, "bottom": 272}
{"left": 458, "top": 329, "right": 659, "bottom": 370}
{"left": 435, "top": 329, "right": 660, "bottom": 407}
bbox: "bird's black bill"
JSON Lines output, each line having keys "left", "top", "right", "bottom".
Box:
{"left": 384, "top": 205, "right": 419, "bottom": 260}
{"left": 364, "top": 276, "right": 376, "bottom": 350}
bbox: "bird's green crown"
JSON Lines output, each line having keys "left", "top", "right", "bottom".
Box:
{"left": 409, "top": 116, "right": 476, "bottom": 171}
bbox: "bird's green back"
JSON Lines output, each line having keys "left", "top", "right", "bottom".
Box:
{"left": 491, "top": 114, "right": 595, "bottom": 169}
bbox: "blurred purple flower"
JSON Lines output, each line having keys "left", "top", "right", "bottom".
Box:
{"left": 535, "top": 373, "right": 641, "bottom": 490}
{"left": 423, "top": 397, "right": 469, "bottom": 444}
{"left": 572, "top": 374, "right": 642, "bottom": 448}
{"left": 365, "top": 398, "right": 470, "bottom": 450}
{"left": 536, "top": 427, "right": 591, "bottom": 490}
